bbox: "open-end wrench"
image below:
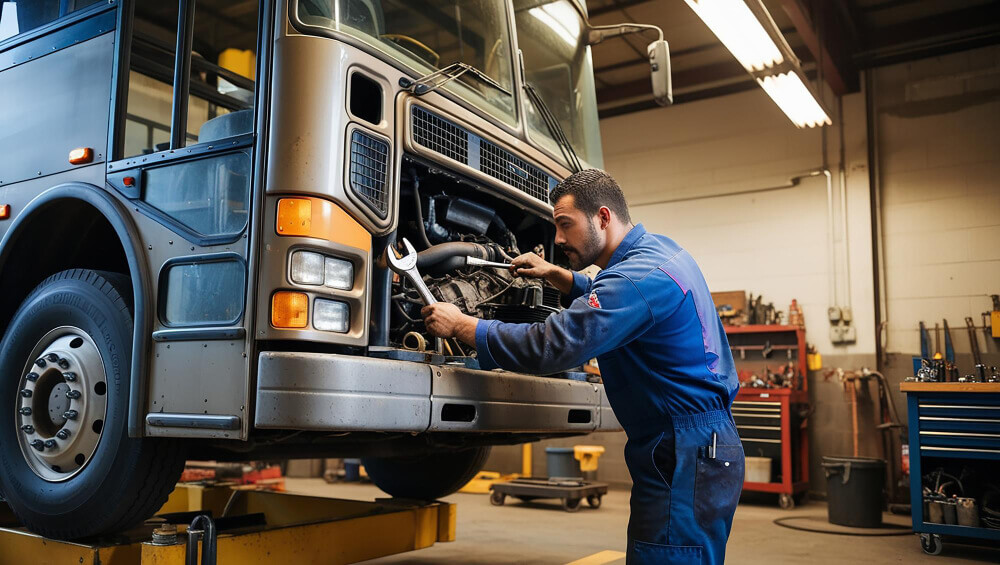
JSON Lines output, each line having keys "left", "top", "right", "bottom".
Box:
{"left": 385, "top": 238, "right": 437, "bottom": 305}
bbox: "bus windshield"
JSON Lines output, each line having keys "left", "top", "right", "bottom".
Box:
{"left": 513, "top": 0, "right": 603, "bottom": 168}
{"left": 295, "top": 0, "right": 516, "bottom": 127}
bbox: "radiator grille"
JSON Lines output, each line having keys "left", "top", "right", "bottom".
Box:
{"left": 479, "top": 139, "right": 550, "bottom": 202}
{"left": 349, "top": 129, "right": 390, "bottom": 218}
{"left": 410, "top": 106, "right": 556, "bottom": 204}
{"left": 412, "top": 106, "right": 468, "bottom": 164}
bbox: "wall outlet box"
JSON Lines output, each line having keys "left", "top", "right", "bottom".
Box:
{"left": 842, "top": 325, "right": 857, "bottom": 343}
{"left": 830, "top": 325, "right": 845, "bottom": 343}
{"left": 828, "top": 307, "right": 841, "bottom": 322}
{"left": 841, "top": 308, "right": 853, "bottom": 323}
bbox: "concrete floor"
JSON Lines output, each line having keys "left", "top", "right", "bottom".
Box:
{"left": 283, "top": 478, "right": 1000, "bottom": 564}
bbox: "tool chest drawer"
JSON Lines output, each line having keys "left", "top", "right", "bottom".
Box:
{"left": 915, "top": 395, "right": 1000, "bottom": 457}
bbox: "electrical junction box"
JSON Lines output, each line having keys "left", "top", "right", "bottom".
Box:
{"left": 840, "top": 308, "right": 853, "bottom": 323}
{"left": 828, "top": 307, "right": 841, "bottom": 323}
{"left": 842, "top": 325, "right": 857, "bottom": 343}
{"left": 830, "top": 325, "right": 845, "bottom": 343}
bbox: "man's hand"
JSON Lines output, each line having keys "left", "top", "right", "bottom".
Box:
{"left": 421, "top": 303, "right": 478, "bottom": 345}
{"left": 510, "top": 253, "right": 574, "bottom": 295}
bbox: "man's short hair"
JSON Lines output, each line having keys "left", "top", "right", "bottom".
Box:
{"left": 549, "top": 169, "right": 631, "bottom": 224}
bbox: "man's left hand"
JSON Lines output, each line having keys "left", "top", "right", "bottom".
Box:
{"left": 421, "top": 303, "right": 478, "bottom": 345}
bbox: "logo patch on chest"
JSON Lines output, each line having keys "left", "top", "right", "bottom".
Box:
{"left": 588, "top": 291, "right": 601, "bottom": 309}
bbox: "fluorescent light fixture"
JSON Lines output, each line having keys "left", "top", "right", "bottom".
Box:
{"left": 683, "top": 0, "right": 782, "bottom": 72}
{"left": 757, "top": 71, "right": 832, "bottom": 128}
{"left": 684, "top": 0, "right": 831, "bottom": 128}
{"left": 529, "top": 2, "right": 581, "bottom": 47}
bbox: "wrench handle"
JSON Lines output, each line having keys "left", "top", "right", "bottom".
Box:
{"left": 411, "top": 272, "right": 437, "bottom": 305}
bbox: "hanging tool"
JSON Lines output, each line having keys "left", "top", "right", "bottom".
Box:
{"left": 965, "top": 317, "right": 982, "bottom": 367}
{"left": 943, "top": 319, "right": 955, "bottom": 364}
{"left": 919, "top": 321, "right": 930, "bottom": 359}
{"left": 989, "top": 294, "right": 1000, "bottom": 339}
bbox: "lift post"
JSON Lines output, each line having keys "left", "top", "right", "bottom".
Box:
{"left": 0, "top": 485, "right": 456, "bottom": 565}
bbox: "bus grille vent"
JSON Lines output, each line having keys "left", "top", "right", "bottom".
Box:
{"left": 479, "top": 138, "right": 550, "bottom": 202}
{"left": 349, "top": 129, "right": 390, "bottom": 218}
{"left": 412, "top": 106, "right": 468, "bottom": 164}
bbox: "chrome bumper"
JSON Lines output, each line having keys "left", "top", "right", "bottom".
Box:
{"left": 254, "top": 352, "right": 622, "bottom": 433}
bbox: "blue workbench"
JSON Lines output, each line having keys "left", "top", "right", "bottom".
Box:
{"left": 902, "top": 381, "right": 1000, "bottom": 555}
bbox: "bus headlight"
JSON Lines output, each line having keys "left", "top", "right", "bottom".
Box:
{"left": 290, "top": 251, "right": 354, "bottom": 290}
{"left": 313, "top": 299, "right": 350, "bottom": 333}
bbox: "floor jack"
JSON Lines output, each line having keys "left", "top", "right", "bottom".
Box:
{"left": 0, "top": 483, "right": 455, "bottom": 564}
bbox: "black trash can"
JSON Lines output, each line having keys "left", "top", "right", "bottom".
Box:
{"left": 822, "top": 456, "right": 886, "bottom": 528}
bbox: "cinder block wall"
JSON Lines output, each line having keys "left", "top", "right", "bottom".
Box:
{"left": 486, "top": 45, "right": 1000, "bottom": 494}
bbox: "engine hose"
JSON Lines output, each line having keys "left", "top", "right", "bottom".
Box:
{"left": 410, "top": 177, "right": 433, "bottom": 250}
{"left": 416, "top": 242, "right": 497, "bottom": 274}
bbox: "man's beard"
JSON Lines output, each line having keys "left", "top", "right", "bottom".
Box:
{"left": 560, "top": 220, "right": 602, "bottom": 271}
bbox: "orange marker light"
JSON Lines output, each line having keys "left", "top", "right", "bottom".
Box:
{"left": 276, "top": 198, "right": 312, "bottom": 236}
{"left": 271, "top": 291, "right": 308, "bottom": 328}
{"left": 0, "top": 204, "right": 9, "bottom": 220}
{"left": 123, "top": 176, "right": 135, "bottom": 186}
{"left": 68, "top": 147, "right": 94, "bottom": 165}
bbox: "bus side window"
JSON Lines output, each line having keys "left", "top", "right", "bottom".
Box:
{"left": 123, "top": 1, "right": 257, "bottom": 158}
{"left": 0, "top": 0, "right": 102, "bottom": 43}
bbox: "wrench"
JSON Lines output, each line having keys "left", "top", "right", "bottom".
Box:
{"left": 385, "top": 238, "right": 437, "bottom": 305}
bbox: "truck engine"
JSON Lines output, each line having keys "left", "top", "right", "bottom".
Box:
{"left": 387, "top": 158, "right": 564, "bottom": 354}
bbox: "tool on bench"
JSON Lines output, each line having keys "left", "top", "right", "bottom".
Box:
{"left": 943, "top": 319, "right": 955, "bottom": 364}
{"left": 934, "top": 323, "right": 941, "bottom": 359}
{"left": 466, "top": 256, "right": 514, "bottom": 270}
{"left": 965, "top": 317, "right": 982, "bottom": 367}
{"left": 919, "top": 321, "right": 930, "bottom": 360}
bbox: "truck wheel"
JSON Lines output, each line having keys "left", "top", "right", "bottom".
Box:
{"left": 0, "top": 270, "right": 185, "bottom": 539}
{"left": 362, "top": 446, "right": 490, "bottom": 500}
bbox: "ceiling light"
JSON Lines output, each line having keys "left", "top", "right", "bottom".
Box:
{"left": 684, "top": 0, "right": 831, "bottom": 127}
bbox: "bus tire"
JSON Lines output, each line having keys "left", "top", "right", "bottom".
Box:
{"left": 362, "top": 446, "right": 491, "bottom": 500}
{"left": 0, "top": 269, "right": 185, "bottom": 539}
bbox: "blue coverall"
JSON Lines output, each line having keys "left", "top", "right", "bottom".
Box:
{"left": 475, "top": 224, "right": 744, "bottom": 564}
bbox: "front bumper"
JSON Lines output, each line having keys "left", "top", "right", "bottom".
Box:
{"left": 254, "top": 352, "right": 621, "bottom": 434}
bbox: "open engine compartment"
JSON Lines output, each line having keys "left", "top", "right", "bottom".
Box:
{"left": 381, "top": 157, "right": 565, "bottom": 355}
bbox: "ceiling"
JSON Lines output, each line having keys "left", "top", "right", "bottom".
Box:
{"left": 587, "top": 0, "right": 1000, "bottom": 117}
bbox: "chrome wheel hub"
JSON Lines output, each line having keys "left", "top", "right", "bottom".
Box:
{"left": 15, "top": 327, "right": 108, "bottom": 481}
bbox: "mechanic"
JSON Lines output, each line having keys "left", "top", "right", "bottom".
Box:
{"left": 421, "top": 169, "right": 744, "bottom": 564}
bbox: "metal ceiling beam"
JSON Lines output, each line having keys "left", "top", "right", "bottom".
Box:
{"left": 780, "top": 0, "right": 859, "bottom": 95}
{"left": 587, "top": 0, "right": 657, "bottom": 17}
{"left": 854, "top": 1, "right": 1000, "bottom": 68}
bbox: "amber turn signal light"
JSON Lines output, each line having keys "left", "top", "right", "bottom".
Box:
{"left": 275, "top": 197, "right": 372, "bottom": 252}
{"left": 68, "top": 147, "right": 94, "bottom": 165}
{"left": 271, "top": 291, "right": 308, "bottom": 328}
{"left": 276, "top": 198, "right": 312, "bottom": 236}
{"left": 0, "top": 204, "right": 9, "bottom": 220}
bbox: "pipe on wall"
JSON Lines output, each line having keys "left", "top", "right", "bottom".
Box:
{"left": 865, "top": 69, "right": 886, "bottom": 370}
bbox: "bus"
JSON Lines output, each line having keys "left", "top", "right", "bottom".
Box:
{"left": 0, "top": 0, "right": 667, "bottom": 538}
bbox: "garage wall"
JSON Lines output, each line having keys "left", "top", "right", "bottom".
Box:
{"left": 875, "top": 46, "right": 1000, "bottom": 360}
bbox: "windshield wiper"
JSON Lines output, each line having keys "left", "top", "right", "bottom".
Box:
{"left": 523, "top": 82, "right": 582, "bottom": 174}
{"left": 399, "top": 62, "right": 511, "bottom": 97}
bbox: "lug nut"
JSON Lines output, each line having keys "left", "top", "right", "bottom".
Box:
{"left": 57, "top": 358, "right": 70, "bottom": 369}
{"left": 65, "top": 390, "right": 81, "bottom": 400}
{"left": 63, "top": 410, "right": 78, "bottom": 420}
{"left": 35, "top": 358, "right": 46, "bottom": 368}
{"left": 30, "top": 439, "right": 44, "bottom": 451}
{"left": 45, "top": 353, "right": 58, "bottom": 363}
{"left": 21, "top": 424, "right": 35, "bottom": 434}
{"left": 44, "top": 439, "right": 57, "bottom": 449}
{"left": 26, "top": 372, "right": 39, "bottom": 382}
{"left": 62, "top": 372, "right": 77, "bottom": 382}
{"left": 56, "top": 429, "right": 70, "bottom": 440}
{"left": 19, "top": 407, "right": 32, "bottom": 416}
{"left": 20, "top": 389, "right": 32, "bottom": 398}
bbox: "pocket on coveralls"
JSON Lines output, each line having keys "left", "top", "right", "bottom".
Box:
{"left": 632, "top": 540, "right": 702, "bottom": 564}
{"left": 694, "top": 444, "right": 745, "bottom": 526}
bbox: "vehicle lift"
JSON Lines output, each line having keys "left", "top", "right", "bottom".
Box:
{"left": 0, "top": 483, "right": 455, "bottom": 564}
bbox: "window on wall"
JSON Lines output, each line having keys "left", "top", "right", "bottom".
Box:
{"left": 122, "top": 0, "right": 258, "bottom": 158}
{"left": 0, "top": 0, "right": 102, "bottom": 42}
